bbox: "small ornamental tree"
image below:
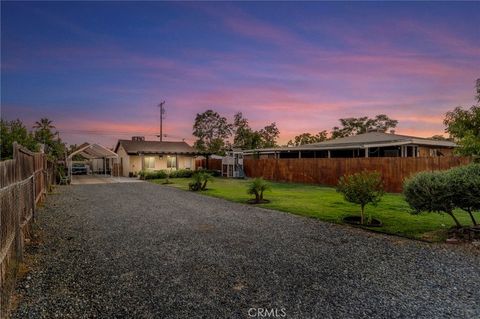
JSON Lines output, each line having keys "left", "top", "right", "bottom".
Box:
{"left": 336, "top": 171, "right": 384, "bottom": 224}
{"left": 448, "top": 164, "right": 480, "bottom": 225}
{"left": 247, "top": 178, "right": 271, "bottom": 203}
{"left": 403, "top": 171, "right": 462, "bottom": 227}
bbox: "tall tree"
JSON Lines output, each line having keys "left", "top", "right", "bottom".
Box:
{"left": 232, "top": 112, "right": 254, "bottom": 149}
{"left": 259, "top": 122, "right": 280, "bottom": 148}
{"left": 232, "top": 113, "right": 280, "bottom": 149}
{"left": 32, "top": 118, "right": 65, "bottom": 159}
{"left": 287, "top": 131, "right": 328, "bottom": 146}
{"left": 192, "top": 110, "right": 232, "bottom": 155}
{"left": 331, "top": 114, "right": 398, "bottom": 138}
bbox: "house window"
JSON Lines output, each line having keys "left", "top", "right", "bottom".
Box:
{"left": 185, "top": 158, "right": 192, "bottom": 169}
{"left": 167, "top": 155, "right": 177, "bottom": 169}
{"left": 144, "top": 156, "right": 155, "bottom": 170}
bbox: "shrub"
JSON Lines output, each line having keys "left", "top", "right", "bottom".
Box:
{"left": 247, "top": 178, "right": 271, "bottom": 203}
{"left": 337, "top": 171, "right": 384, "bottom": 225}
{"left": 447, "top": 164, "right": 480, "bottom": 225}
{"left": 142, "top": 170, "right": 168, "bottom": 180}
{"left": 189, "top": 171, "right": 213, "bottom": 191}
{"left": 403, "top": 170, "right": 462, "bottom": 227}
{"left": 169, "top": 169, "right": 194, "bottom": 178}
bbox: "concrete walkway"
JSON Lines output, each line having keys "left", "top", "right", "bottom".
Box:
{"left": 11, "top": 182, "right": 480, "bottom": 319}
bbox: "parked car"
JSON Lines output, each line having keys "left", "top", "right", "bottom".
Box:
{"left": 72, "top": 163, "right": 88, "bottom": 175}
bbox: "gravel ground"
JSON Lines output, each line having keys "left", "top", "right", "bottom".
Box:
{"left": 10, "top": 182, "right": 480, "bottom": 319}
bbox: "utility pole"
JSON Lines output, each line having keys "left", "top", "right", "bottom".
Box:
{"left": 158, "top": 101, "right": 166, "bottom": 141}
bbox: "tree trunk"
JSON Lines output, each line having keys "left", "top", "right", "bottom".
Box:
{"left": 360, "top": 205, "right": 365, "bottom": 225}
{"left": 201, "top": 180, "right": 207, "bottom": 190}
{"left": 259, "top": 190, "right": 263, "bottom": 201}
{"left": 467, "top": 208, "right": 478, "bottom": 226}
{"left": 255, "top": 192, "right": 260, "bottom": 203}
{"left": 447, "top": 211, "right": 462, "bottom": 228}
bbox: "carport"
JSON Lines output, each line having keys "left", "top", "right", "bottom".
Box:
{"left": 67, "top": 143, "right": 119, "bottom": 183}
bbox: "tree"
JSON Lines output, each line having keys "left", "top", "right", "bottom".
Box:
{"left": 430, "top": 135, "right": 453, "bottom": 141}
{"left": 337, "top": 171, "right": 384, "bottom": 225}
{"left": 287, "top": 131, "right": 328, "bottom": 146}
{"left": 232, "top": 113, "right": 280, "bottom": 149}
{"left": 32, "top": 118, "right": 65, "bottom": 160}
{"left": 193, "top": 110, "right": 232, "bottom": 155}
{"left": 444, "top": 105, "right": 480, "bottom": 156}
{"left": 448, "top": 164, "right": 480, "bottom": 225}
{"left": 443, "top": 79, "right": 480, "bottom": 156}
{"left": 232, "top": 112, "right": 263, "bottom": 150}
{"left": 0, "top": 119, "right": 38, "bottom": 159}
{"left": 331, "top": 114, "right": 398, "bottom": 138}
{"left": 259, "top": 122, "right": 279, "bottom": 148}
{"left": 247, "top": 178, "right": 271, "bottom": 203}
{"left": 233, "top": 112, "right": 251, "bottom": 149}
{"left": 403, "top": 171, "right": 462, "bottom": 227}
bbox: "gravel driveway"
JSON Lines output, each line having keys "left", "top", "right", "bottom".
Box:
{"left": 11, "top": 182, "right": 480, "bottom": 319}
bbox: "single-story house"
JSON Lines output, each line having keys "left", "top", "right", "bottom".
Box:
{"left": 243, "top": 131, "right": 457, "bottom": 159}
{"left": 114, "top": 137, "right": 203, "bottom": 177}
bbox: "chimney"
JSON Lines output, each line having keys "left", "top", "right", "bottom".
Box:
{"left": 132, "top": 136, "right": 145, "bottom": 141}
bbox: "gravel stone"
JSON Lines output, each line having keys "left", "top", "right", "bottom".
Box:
{"left": 10, "top": 182, "right": 480, "bottom": 318}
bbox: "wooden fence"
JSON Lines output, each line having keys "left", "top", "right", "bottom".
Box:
{"left": 244, "top": 157, "right": 472, "bottom": 193}
{"left": 0, "top": 143, "right": 56, "bottom": 317}
{"left": 195, "top": 158, "right": 222, "bottom": 171}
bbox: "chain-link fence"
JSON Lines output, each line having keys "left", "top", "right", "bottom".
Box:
{"left": 0, "top": 143, "right": 56, "bottom": 318}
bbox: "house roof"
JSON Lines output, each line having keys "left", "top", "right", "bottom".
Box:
{"left": 115, "top": 139, "right": 201, "bottom": 155}
{"left": 244, "top": 132, "right": 456, "bottom": 153}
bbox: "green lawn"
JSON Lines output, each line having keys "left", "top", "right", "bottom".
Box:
{"left": 150, "top": 177, "right": 478, "bottom": 242}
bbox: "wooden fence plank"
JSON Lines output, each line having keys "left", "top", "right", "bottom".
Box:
{"left": 0, "top": 143, "right": 56, "bottom": 318}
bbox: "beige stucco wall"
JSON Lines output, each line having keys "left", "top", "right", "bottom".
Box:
{"left": 141, "top": 155, "right": 196, "bottom": 170}
{"left": 116, "top": 145, "right": 130, "bottom": 177}
{"left": 115, "top": 149, "right": 197, "bottom": 176}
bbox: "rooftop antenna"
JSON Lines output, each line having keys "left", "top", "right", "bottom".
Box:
{"left": 157, "top": 101, "right": 166, "bottom": 141}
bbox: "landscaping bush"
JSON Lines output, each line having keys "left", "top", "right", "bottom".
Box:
{"left": 189, "top": 171, "right": 213, "bottom": 191}
{"left": 141, "top": 170, "right": 168, "bottom": 180}
{"left": 447, "top": 164, "right": 480, "bottom": 226}
{"left": 169, "top": 169, "right": 194, "bottom": 178}
{"left": 247, "top": 178, "right": 271, "bottom": 204}
{"left": 403, "top": 170, "right": 462, "bottom": 227}
{"left": 337, "top": 171, "right": 384, "bottom": 225}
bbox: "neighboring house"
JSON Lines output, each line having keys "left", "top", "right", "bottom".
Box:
{"left": 243, "top": 131, "right": 457, "bottom": 159}
{"left": 114, "top": 137, "right": 202, "bottom": 177}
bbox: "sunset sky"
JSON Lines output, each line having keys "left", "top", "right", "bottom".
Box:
{"left": 1, "top": 2, "right": 479, "bottom": 147}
